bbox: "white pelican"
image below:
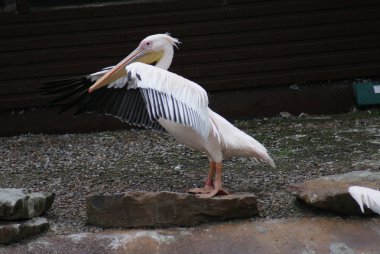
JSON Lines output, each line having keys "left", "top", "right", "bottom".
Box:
{"left": 45, "top": 33, "right": 275, "bottom": 198}
{"left": 348, "top": 186, "right": 380, "bottom": 215}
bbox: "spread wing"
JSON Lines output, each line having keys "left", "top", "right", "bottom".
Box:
{"left": 44, "top": 62, "right": 211, "bottom": 138}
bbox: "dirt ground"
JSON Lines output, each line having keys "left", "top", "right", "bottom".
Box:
{"left": 0, "top": 109, "right": 379, "bottom": 236}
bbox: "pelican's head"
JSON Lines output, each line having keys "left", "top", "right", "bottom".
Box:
{"left": 136, "top": 33, "right": 180, "bottom": 70}
{"left": 139, "top": 33, "right": 180, "bottom": 52}
{"left": 89, "top": 33, "right": 180, "bottom": 93}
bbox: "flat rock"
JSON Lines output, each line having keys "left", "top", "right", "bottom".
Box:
{"left": 86, "top": 191, "right": 257, "bottom": 228}
{"left": 1, "top": 217, "right": 380, "bottom": 253}
{"left": 289, "top": 171, "right": 380, "bottom": 215}
{"left": 0, "top": 217, "right": 49, "bottom": 245}
{"left": 0, "top": 188, "right": 55, "bottom": 220}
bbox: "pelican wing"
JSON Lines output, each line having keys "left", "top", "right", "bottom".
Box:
{"left": 348, "top": 186, "right": 380, "bottom": 214}
{"left": 43, "top": 74, "right": 164, "bottom": 131}
{"left": 44, "top": 63, "right": 211, "bottom": 137}
{"left": 123, "top": 62, "right": 211, "bottom": 139}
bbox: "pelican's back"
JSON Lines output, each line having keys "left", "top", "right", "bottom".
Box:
{"left": 209, "top": 109, "right": 275, "bottom": 167}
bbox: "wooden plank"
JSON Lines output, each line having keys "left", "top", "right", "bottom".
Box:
{"left": 209, "top": 81, "right": 354, "bottom": 119}
{"left": 2, "top": 39, "right": 380, "bottom": 82}
{"left": 1, "top": 0, "right": 378, "bottom": 25}
{"left": 0, "top": 94, "right": 50, "bottom": 109}
{"left": 2, "top": 17, "right": 380, "bottom": 56}
{"left": 1, "top": 3, "right": 379, "bottom": 39}
{"left": 2, "top": 33, "right": 380, "bottom": 68}
{"left": 201, "top": 62, "right": 380, "bottom": 91}
{"left": 0, "top": 4, "right": 261, "bottom": 37}
{"left": 1, "top": 39, "right": 380, "bottom": 97}
{"left": 16, "top": 0, "right": 30, "bottom": 14}
{"left": 0, "top": 107, "right": 127, "bottom": 136}
{"left": 1, "top": 62, "right": 378, "bottom": 110}
{"left": 176, "top": 34, "right": 380, "bottom": 66}
{"left": 0, "top": 0, "right": 226, "bottom": 24}
{"left": 1, "top": 50, "right": 380, "bottom": 103}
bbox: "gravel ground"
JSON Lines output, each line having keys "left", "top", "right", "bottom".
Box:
{"left": 0, "top": 110, "right": 379, "bottom": 236}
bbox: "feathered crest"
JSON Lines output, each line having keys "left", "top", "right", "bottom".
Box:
{"left": 164, "top": 32, "right": 181, "bottom": 49}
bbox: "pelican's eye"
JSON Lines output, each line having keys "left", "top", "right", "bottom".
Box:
{"left": 141, "top": 41, "right": 153, "bottom": 50}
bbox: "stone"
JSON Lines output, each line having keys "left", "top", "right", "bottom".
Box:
{"left": 0, "top": 188, "right": 55, "bottom": 220}
{"left": 0, "top": 217, "right": 49, "bottom": 245}
{"left": 86, "top": 191, "right": 257, "bottom": 228}
{"left": 288, "top": 171, "right": 380, "bottom": 215}
{"left": 279, "top": 111, "right": 292, "bottom": 118}
{"left": 1, "top": 217, "right": 380, "bottom": 253}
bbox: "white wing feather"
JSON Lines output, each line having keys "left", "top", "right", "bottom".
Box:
{"left": 125, "top": 62, "right": 210, "bottom": 139}
{"left": 88, "top": 66, "right": 114, "bottom": 81}
{"left": 348, "top": 186, "right": 380, "bottom": 214}
{"left": 87, "top": 66, "right": 129, "bottom": 89}
{"left": 88, "top": 70, "right": 107, "bottom": 81}
{"left": 126, "top": 63, "right": 208, "bottom": 109}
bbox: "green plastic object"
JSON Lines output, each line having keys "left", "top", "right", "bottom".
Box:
{"left": 353, "top": 82, "right": 380, "bottom": 106}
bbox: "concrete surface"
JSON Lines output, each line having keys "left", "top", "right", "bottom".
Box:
{"left": 1, "top": 217, "right": 379, "bottom": 254}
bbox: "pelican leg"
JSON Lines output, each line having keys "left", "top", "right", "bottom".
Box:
{"left": 188, "top": 161, "right": 216, "bottom": 194}
{"left": 196, "top": 162, "right": 229, "bottom": 199}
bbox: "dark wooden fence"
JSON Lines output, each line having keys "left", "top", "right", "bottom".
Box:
{"left": 1, "top": 0, "right": 380, "bottom": 135}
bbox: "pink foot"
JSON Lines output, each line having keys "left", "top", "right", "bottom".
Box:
{"left": 196, "top": 188, "right": 229, "bottom": 199}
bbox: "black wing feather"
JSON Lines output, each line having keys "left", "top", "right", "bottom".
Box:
{"left": 43, "top": 76, "right": 164, "bottom": 131}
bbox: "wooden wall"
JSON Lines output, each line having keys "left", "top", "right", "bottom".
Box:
{"left": 1, "top": 0, "right": 380, "bottom": 134}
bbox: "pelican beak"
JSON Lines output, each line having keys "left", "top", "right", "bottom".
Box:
{"left": 88, "top": 48, "right": 164, "bottom": 93}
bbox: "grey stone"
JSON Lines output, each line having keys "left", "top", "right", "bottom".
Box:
{"left": 289, "top": 171, "right": 380, "bottom": 215}
{"left": 86, "top": 191, "right": 258, "bottom": 228}
{"left": 0, "top": 188, "right": 55, "bottom": 220}
{"left": 0, "top": 217, "right": 49, "bottom": 245}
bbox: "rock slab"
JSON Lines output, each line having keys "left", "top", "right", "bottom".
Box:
{"left": 0, "top": 188, "right": 55, "bottom": 220}
{"left": 289, "top": 171, "right": 380, "bottom": 215}
{"left": 86, "top": 191, "right": 257, "bottom": 228}
{"left": 0, "top": 217, "right": 49, "bottom": 245}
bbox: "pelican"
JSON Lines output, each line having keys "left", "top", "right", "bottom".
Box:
{"left": 348, "top": 186, "right": 380, "bottom": 215}
{"left": 45, "top": 33, "right": 275, "bottom": 198}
